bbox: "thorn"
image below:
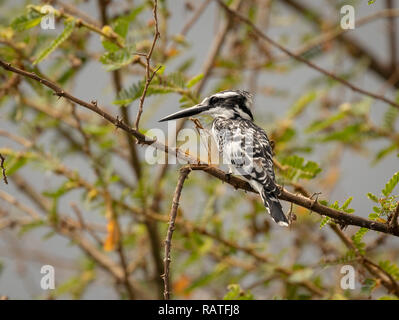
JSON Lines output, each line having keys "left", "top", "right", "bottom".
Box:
{"left": 54, "top": 91, "right": 64, "bottom": 100}
{"left": 115, "top": 115, "right": 123, "bottom": 128}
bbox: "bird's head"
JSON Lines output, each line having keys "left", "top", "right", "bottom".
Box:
{"left": 159, "top": 90, "right": 254, "bottom": 122}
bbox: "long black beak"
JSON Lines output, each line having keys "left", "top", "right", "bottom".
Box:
{"left": 158, "top": 104, "right": 208, "bottom": 122}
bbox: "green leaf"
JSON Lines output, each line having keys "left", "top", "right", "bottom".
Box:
{"left": 287, "top": 91, "right": 317, "bottom": 119}
{"left": 186, "top": 264, "right": 227, "bottom": 293}
{"left": 99, "top": 47, "right": 138, "bottom": 71}
{"left": 374, "top": 144, "right": 398, "bottom": 164}
{"left": 101, "top": 40, "right": 120, "bottom": 53}
{"left": 114, "top": 80, "right": 172, "bottom": 105}
{"left": 18, "top": 220, "right": 45, "bottom": 236}
{"left": 379, "top": 260, "right": 399, "bottom": 280}
{"left": 187, "top": 73, "right": 204, "bottom": 88}
{"left": 352, "top": 227, "right": 368, "bottom": 254}
{"left": 11, "top": 9, "right": 42, "bottom": 31}
{"left": 383, "top": 106, "right": 399, "bottom": 130}
{"left": 319, "top": 123, "right": 364, "bottom": 143}
{"left": 382, "top": 171, "right": 399, "bottom": 197}
{"left": 373, "top": 206, "right": 381, "bottom": 213}
{"left": 379, "top": 295, "right": 399, "bottom": 300}
{"left": 114, "top": 71, "right": 188, "bottom": 105}
{"left": 342, "top": 197, "right": 353, "bottom": 210}
{"left": 223, "top": 284, "right": 254, "bottom": 300}
{"left": 367, "top": 192, "right": 379, "bottom": 203}
{"left": 368, "top": 213, "right": 379, "bottom": 220}
{"left": 320, "top": 216, "right": 331, "bottom": 229}
{"left": 119, "top": 4, "right": 146, "bottom": 23}
{"left": 280, "top": 155, "right": 321, "bottom": 182}
{"left": 361, "top": 278, "right": 376, "bottom": 294}
{"left": 113, "top": 18, "right": 129, "bottom": 39}
{"left": 288, "top": 268, "right": 314, "bottom": 283}
{"left": 33, "top": 19, "right": 75, "bottom": 65}
{"left": 42, "top": 180, "right": 76, "bottom": 199}
{"left": 5, "top": 155, "right": 28, "bottom": 176}
{"left": 305, "top": 111, "right": 347, "bottom": 134}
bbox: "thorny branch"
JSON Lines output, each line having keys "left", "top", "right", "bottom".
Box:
{"left": 390, "top": 203, "right": 399, "bottom": 232}
{"left": 96, "top": 0, "right": 164, "bottom": 298}
{"left": 330, "top": 224, "right": 399, "bottom": 296}
{"left": 1, "top": 1, "right": 398, "bottom": 300}
{"left": 1, "top": 58, "right": 398, "bottom": 237}
{"left": 162, "top": 166, "right": 190, "bottom": 300}
{"left": 282, "top": 0, "right": 399, "bottom": 88}
{"left": 135, "top": 0, "right": 161, "bottom": 130}
{"left": 0, "top": 153, "right": 7, "bottom": 184}
{"left": 281, "top": 8, "right": 399, "bottom": 64}
{"left": 216, "top": 0, "right": 399, "bottom": 110}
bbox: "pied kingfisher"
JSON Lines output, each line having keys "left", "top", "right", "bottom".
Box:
{"left": 159, "top": 90, "right": 289, "bottom": 227}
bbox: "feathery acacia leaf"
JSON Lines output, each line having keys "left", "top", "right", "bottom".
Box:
{"left": 99, "top": 47, "right": 139, "bottom": 71}
{"left": 33, "top": 19, "right": 75, "bottom": 65}
{"left": 287, "top": 91, "right": 317, "bottom": 119}
{"left": 352, "top": 227, "right": 368, "bottom": 254}
{"left": 114, "top": 71, "right": 191, "bottom": 105}
{"left": 382, "top": 171, "right": 399, "bottom": 197}
{"left": 11, "top": 8, "right": 42, "bottom": 31}
{"left": 379, "top": 260, "right": 399, "bottom": 280}
{"left": 280, "top": 155, "right": 321, "bottom": 182}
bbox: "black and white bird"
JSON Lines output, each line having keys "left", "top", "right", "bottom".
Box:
{"left": 159, "top": 90, "right": 289, "bottom": 227}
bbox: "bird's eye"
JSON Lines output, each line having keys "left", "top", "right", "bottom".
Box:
{"left": 209, "top": 97, "right": 219, "bottom": 104}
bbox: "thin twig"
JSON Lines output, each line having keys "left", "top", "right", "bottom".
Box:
{"left": 196, "top": 0, "right": 244, "bottom": 93}
{"left": 49, "top": 0, "right": 101, "bottom": 27}
{"left": 330, "top": 223, "right": 399, "bottom": 296}
{"left": 0, "top": 153, "right": 7, "bottom": 184}
{"left": 96, "top": 0, "right": 164, "bottom": 298}
{"left": 390, "top": 203, "right": 399, "bottom": 231}
{"left": 1, "top": 59, "right": 399, "bottom": 237}
{"left": 180, "top": 0, "right": 212, "bottom": 36}
{"left": 282, "top": 0, "right": 399, "bottom": 88}
{"left": 71, "top": 203, "right": 103, "bottom": 246}
{"left": 278, "top": 8, "right": 399, "bottom": 64}
{"left": 216, "top": 0, "right": 399, "bottom": 110}
{"left": 386, "top": 0, "right": 397, "bottom": 70}
{"left": 162, "top": 166, "right": 190, "bottom": 300}
{"left": 135, "top": 0, "right": 160, "bottom": 130}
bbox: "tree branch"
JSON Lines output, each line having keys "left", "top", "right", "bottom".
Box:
{"left": 0, "top": 153, "right": 7, "bottom": 184}
{"left": 215, "top": 0, "right": 399, "bottom": 110}
{"left": 330, "top": 224, "right": 399, "bottom": 296}
{"left": 386, "top": 0, "right": 398, "bottom": 71}
{"left": 281, "top": 0, "right": 399, "bottom": 89}
{"left": 390, "top": 203, "right": 399, "bottom": 232}
{"left": 1, "top": 58, "right": 398, "bottom": 237}
{"left": 135, "top": 0, "right": 160, "bottom": 130}
{"left": 162, "top": 166, "right": 190, "bottom": 300}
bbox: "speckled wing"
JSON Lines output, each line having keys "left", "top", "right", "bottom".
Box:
{"left": 212, "top": 118, "right": 288, "bottom": 226}
{"left": 213, "top": 119, "right": 277, "bottom": 191}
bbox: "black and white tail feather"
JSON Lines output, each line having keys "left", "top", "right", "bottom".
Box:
{"left": 260, "top": 188, "right": 289, "bottom": 227}
{"left": 159, "top": 89, "right": 289, "bottom": 227}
